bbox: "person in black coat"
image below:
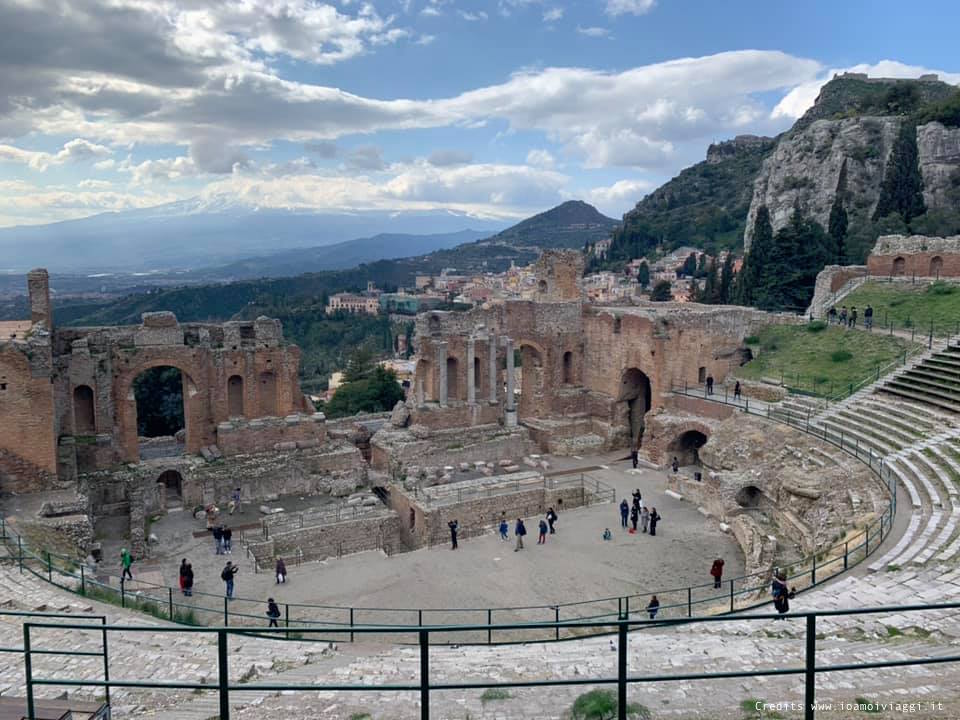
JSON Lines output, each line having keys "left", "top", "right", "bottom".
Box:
{"left": 448, "top": 519, "right": 459, "bottom": 549}
{"left": 646, "top": 595, "right": 660, "bottom": 619}
{"left": 630, "top": 505, "right": 638, "bottom": 532}
{"left": 514, "top": 518, "right": 527, "bottom": 551}
{"left": 267, "top": 598, "right": 281, "bottom": 628}
{"left": 649, "top": 508, "right": 661, "bottom": 536}
{"left": 619, "top": 499, "right": 629, "bottom": 528}
{"left": 546, "top": 507, "right": 558, "bottom": 534}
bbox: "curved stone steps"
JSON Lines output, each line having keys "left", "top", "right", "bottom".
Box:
{"left": 860, "top": 397, "right": 942, "bottom": 429}
{"left": 868, "top": 512, "right": 923, "bottom": 572}
{"left": 918, "top": 447, "right": 960, "bottom": 496}
{"left": 816, "top": 418, "right": 897, "bottom": 457}
{"left": 893, "top": 453, "right": 943, "bottom": 508}
{"left": 884, "top": 459, "right": 924, "bottom": 509}
{"left": 926, "top": 445, "right": 960, "bottom": 488}
{"left": 834, "top": 408, "right": 918, "bottom": 447}
{"left": 917, "top": 509, "right": 960, "bottom": 564}
{"left": 847, "top": 405, "right": 926, "bottom": 441}
{"left": 892, "top": 510, "right": 943, "bottom": 567}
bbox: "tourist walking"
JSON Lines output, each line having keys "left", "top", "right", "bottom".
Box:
{"left": 120, "top": 548, "right": 133, "bottom": 581}
{"left": 706, "top": 375, "right": 714, "bottom": 395}
{"left": 710, "top": 558, "right": 725, "bottom": 589}
{"left": 222, "top": 525, "right": 233, "bottom": 554}
{"left": 229, "top": 487, "right": 242, "bottom": 515}
{"left": 183, "top": 561, "right": 194, "bottom": 597}
{"left": 828, "top": 306, "right": 837, "bottom": 324}
{"left": 865, "top": 304, "right": 874, "bottom": 330}
{"left": 179, "top": 558, "right": 189, "bottom": 594}
{"left": 538, "top": 518, "right": 548, "bottom": 544}
{"left": 221, "top": 561, "right": 239, "bottom": 599}
{"left": 771, "top": 571, "right": 794, "bottom": 619}
{"left": 849, "top": 306, "right": 858, "bottom": 328}
{"left": 514, "top": 518, "right": 527, "bottom": 551}
{"left": 275, "top": 557, "right": 287, "bottom": 584}
{"left": 267, "top": 598, "right": 281, "bottom": 628}
{"left": 646, "top": 595, "right": 660, "bottom": 619}
{"left": 499, "top": 516, "right": 509, "bottom": 540}
{"left": 671, "top": 457, "right": 679, "bottom": 473}
{"left": 448, "top": 519, "right": 459, "bottom": 549}
{"left": 632, "top": 489, "right": 642, "bottom": 511}
{"left": 546, "top": 507, "right": 558, "bottom": 534}
{"left": 733, "top": 381, "right": 741, "bottom": 401}
{"left": 213, "top": 525, "right": 224, "bottom": 555}
{"left": 619, "top": 499, "right": 629, "bottom": 528}
{"left": 839, "top": 306, "right": 848, "bottom": 326}
{"left": 641, "top": 506, "right": 650, "bottom": 534}
{"left": 649, "top": 508, "right": 661, "bottom": 536}
{"left": 630, "top": 505, "right": 639, "bottom": 533}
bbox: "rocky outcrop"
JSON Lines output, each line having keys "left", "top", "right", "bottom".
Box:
{"left": 745, "top": 118, "right": 960, "bottom": 251}
{"left": 744, "top": 116, "right": 900, "bottom": 250}
{"left": 706, "top": 135, "right": 775, "bottom": 164}
{"left": 917, "top": 122, "right": 960, "bottom": 209}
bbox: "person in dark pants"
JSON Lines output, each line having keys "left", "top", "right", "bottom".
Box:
{"left": 864, "top": 304, "right": 874, "bottom": 330}
{"left": 120, "top": 548, "right": 133, "bottom": 581}
{"left": 649, "top": 508, "right": 661, "bottom": 536}
{"left": 646, "top": 595, "right": 660, "bottom": 619}
{"left": 267, "top": 598, "right": 281, "bottom": 628}
{"left": 499, "top": 516, "right": 509, "bottom": 540}
{"left": 706, "top": 375, "right": 714, "bottom": 395}
{"left": 275, "top": 557, "right": 287, "bottom": 584}
{"left": 849, "top": 307, "right": 858, "bottom": 328}
{"left": 448, "top": 519, "right": 459, "bottom": 549}
{"left": 619, "top": 499, "right": 629, "bottom": 528}
{"left": 828, "top": 306, "right": 837, "bottom": 324}
{"left": 630, "top": 505, "right": 638, "bottom": 533}
{"left": 222, "top": 525, "right": 233, "bottom": 554}
{"left": 538, "top": 518, "right": 548, "bottom": 544}
{"left": 733, "top": 381, "right": 742, "bottom": 400}
{"left": 213, "top": 525, "right": 224, "bottom": 555}
{"left": 546, "top": 507, "right": 558, "bottom": 534}
{"left": 630, "top": 448, "right": 638, "bottom": 469}
{"left": 179, "top": 558, "right": 189, "bottom": 594}
{"left": 632, "top": 489, "right": 642, "bottom": 511}
{"left": 514, "top": 518, "right": 526, "bottom": 551}
{"left": 671, "top": 457, "right": 679, "bottom": 473}
{"left": 710, "top": 558, "right": 725, "bottom": 589}
{"left": 221, "top": 561, "right": 238, "bottom": 599}
{"left": 183, "top": 561, "right": 194, "bottom": 597}
{"left": 772, "top": 571, "right": 794, "bottom": 619}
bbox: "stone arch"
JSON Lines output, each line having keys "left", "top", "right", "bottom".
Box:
{"left": 666, "top": 428, "right": 709, "bottom": 466}
{"left": 227, "top": 374, "right": 244, "bottom": 418}
{"left": 618, "top": 368, "right": 652, "bottom": 448}
{"left": 157, "top": 469, "right": 183, "bottom": 503}
{"left": 930, "top": 256, "right": 943, "bottom": 277}
{"left": 446, "top": 356, "right": 459, "bottom": 401}
{"left": 518, "top": 341, "right": 546, "bottom": 419}
{"left": 735, "top": 485, "right": 765, "bottom": 509}
{"left": 892, "top": 256, "right": 906, "bottom": 276}
{"left": 119, "top": 359, "right": 200, "bottom": 463}
{"left": 562, "top": 350, "right": 574, "bottom": 385}
{"left": 73, "top": 384, "right": 95, "bottom": 434}
{"left": 538, "top": 279, "right": 548, "bottom": 294}
{"left": 258, "top": 371, "right": 277, "bottom": 416}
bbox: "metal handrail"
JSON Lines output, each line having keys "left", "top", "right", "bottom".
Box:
{"left": 19, "top": 601, "right": 960, "bottom": 720}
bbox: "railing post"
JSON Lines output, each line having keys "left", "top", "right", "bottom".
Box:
{"left": 80, "top": 563, "right": 86, "bottom": 595}
{"left": 487, "top": 609, "right": 492, "bottom": 645}
{"left": 168, "top": 587, "right": 174, "bottom": 620}
{"left": 729, "top": 579, "right": 734, "bottom": 612}
{"left": 18, "top": 535, "right": 23, "bottom": 573}
{"left": 23, "top": 624, "right": 35, "bottom": 720}
{"left": 687, "top": 587, "right": 692, "bottom": 617}
{"left": 224, "top": 597, "right": 229, "bottom": 626}
{"left": 419, "top": 629, "right": 430, "bottom": 720}
{"left": 555, "top": 605, "right": 560, "bottom": 640}
{"left": 285, "top": 604, "right": 290, "bottom": 641}
{"left": 218, "top": 629, "right": 230, "bottom": 720}
{"left": 811, "top": 554, "right": 817, "bottom": 586}
{"left": 844, "top": 541, "right": 849, "bottom": 570}
{"left": 350, "top": 607, "right": 355, "bottom": 643}
{"left": 805, "top": 614, "right": 816, "bottom": 720}
{"left": 101, "top": 618, "right": 111, "bottom": 709}
{"left": 121, "top": 579, "right": 126, "bottom": 608}
{"left": 624, "top": 595, "right": 630, "bottom": 620}
{"left": 46, "top": 551, "right": 51, "bottom": 582}
{"left": 618, "top": 621, "right": 628, "bottom": 720}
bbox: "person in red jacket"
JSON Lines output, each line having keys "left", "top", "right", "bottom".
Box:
{"left": 710, "top": 558, "right": 725, "bottom": 589}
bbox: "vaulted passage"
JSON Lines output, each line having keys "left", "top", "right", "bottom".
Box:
{"left": 227, "top": 375, "right": 244, "bottom": 417}
{"left": 446, "top": 357, "right": 459, "bottom": 401}
{"left": 619, "top": 368, "right": 652, "bottom": 447}
{"left": 73, "top": 385, "right": 95, "bottom": 434}
{"left": 667, "top": 430, "right": 708, "bottom": 466}
{"left": 133, "top": 366, "right": 187, "bottom": 460}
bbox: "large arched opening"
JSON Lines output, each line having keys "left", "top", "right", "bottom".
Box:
{"left": 930, "top": 256, "right": 943, "bottom": 277}
{"left": 735, "top": 485, "right": 764, "bottom": 509}
{"left": 417, "top": 358, "right": 434, "bottom": 402}
{"left": 667, "top": 430, "right": 708, "bottom": 466}
{"left": 562, "top": 351, "right": 574, "bottom": 385}
{"left": 157, "top": 469, "right": 184, "bottom": 505}
{"left": 618, "top": 368, "right": 652, "bottom": 448}
{"left": 892, "top": 256, "right": 906, "bottom": 276}
{"left": 132, "top": 366, "right": 188, "bottom": 459}
{"left": 73, "top": 384, "right": 96, "bottom": 435}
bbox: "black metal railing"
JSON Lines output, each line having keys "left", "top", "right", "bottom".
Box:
{"left": 16, "top": 602, "right": 960, "bottom": 720}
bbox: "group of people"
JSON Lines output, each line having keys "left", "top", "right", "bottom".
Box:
{"left": 828, "top": 304, "right": 874, "bottom": 330}
{"left": 212, "top": 524, "right": 233, "bottom": 555}
{"left": 449, "top": 508, "right": 559, "bottom": 552}
{"left": 616, "top": 489, "right": 661, "bottom": 537}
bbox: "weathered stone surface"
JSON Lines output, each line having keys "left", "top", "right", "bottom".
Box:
{"left": 390, "top": 401, "right": 411, "bottom": 428}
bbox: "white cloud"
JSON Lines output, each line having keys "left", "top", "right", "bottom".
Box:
{"left": 526, "top": 148, "right": 556, "bottom": 169}
{"left": 543, "top": 7, "right": 564, "bottom": 22}
{"left": 347, "top": 145, "right": 386, "bottom": 170}
{"left": 0, "top": 181, "right": 182, "bottom": 226}
{"left": 580, "top": 179, "right": 653, "bottom": 216}
{"left": 773, "top": 61, "right": 960, "bottom": 119}
{"left": 577, "top": 26, "right": 610, "bottom": 37}
{"left": 0, "top": 139, "right": 111, "bottom": 171}
{"left": 120, "top": 155, "right": 199, "bottom": 184}
{"left": 459, "top": 10, "right": 489, "bottom": 21}
{"left": 605, "top": 0, "right": 656, "bottom": 16}
{"left": 77, "top": 179, "right": 115, "bottom": 190}
{"left": 415, "top": 34, "right": 436, "bottom": 45}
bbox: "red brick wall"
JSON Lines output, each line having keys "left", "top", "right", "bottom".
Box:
{"left": 830, "top": 267, "right": 869, "bottom": 292}
{"left": 0, "top": 344, "right": 58, "bottom": 490}
{"left": 217, "top": 414, "right": 327, "bottom": 456}
{"left": 868, "top": 252, "right": 960, "bottom": 278}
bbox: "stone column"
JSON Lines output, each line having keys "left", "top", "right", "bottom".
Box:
{"left": 503, "top": 336, "right": 517, "bottom": 426}
{"left": 436, "top": 341, "right": 448, "bottom": 406}
{"left": 416, "top": 377, "right": 424, "bottom": 406}
{"left": 488, "top": 337, "right": 498, "bottom": 404}
{"left": 466, "top": 338, "right": 476, "bottom": 404}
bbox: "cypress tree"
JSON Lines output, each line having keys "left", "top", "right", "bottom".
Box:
{"left": 719, "top": 252, "right": 735, "bottom": 304}
{"left": 873, "top": 120, "right": 926, "bottom": 223}
{"left": 637, "top": 261, "right": 650, "bottom": 288}
{"left": 735, "top": 206, "right": 774, "bottom": 306}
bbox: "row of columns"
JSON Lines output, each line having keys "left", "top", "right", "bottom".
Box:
{"left": 423, "top": 334, "right": 516, "bottom": 414}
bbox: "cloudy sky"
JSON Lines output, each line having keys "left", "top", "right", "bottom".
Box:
{"left": 0, "top": 0, "right": 958, "bottom": 228}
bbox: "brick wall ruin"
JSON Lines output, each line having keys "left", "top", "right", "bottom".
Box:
{"left": 867, "top": 234, "right": 960, "bottom": 278}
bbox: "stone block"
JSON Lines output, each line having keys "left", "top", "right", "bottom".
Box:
{"left": 503, "top": 464, "right": 521, "bottom": 472}
{"left": 459, "top": 462, "right": 471, "bottom": 472}
{"left": 141, "top": 311, "right": 178, "bottom": 328}
{"left": 200, "top": 446, "right": 215, "bottom": 462}
{"left": 665, "top": 489, "right": 683, "bottom": 500}
{"left": 297, "top": 439, "right": 320, "bottom": 449}
{"left": 274, "top": 441, "right": 297, "bottom": 451}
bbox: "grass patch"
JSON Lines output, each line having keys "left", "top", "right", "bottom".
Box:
{"left": 842, "top": 280, "right": 960, "bottom": 336}
{"left": 733, "top": 324, "right": 914, "bottom": 395}
{"left": 569, "top": 689, "right": 651, "bottom": 720}
{"left": 854, "top": 697, "right": 883, "bottom": 713}
{"left": 806, "top": 320, "right": 828, "bottom": 332}
{"left": 744, "top": 335, "right": 760, "bottom": 345}
{"left": 480, "top": 688, "right": 512, "bottom": 703}
{"left": 80, "top": 582, "right": 200, "bottom": 625}
{"left": 739, "top": 698, "right": 785, "bottom": 719}
{"left": 886, "top": 625, "right": 903, "bottom": 637}
{"left": 349, "top": 714, "right": 372, "bottom": 720}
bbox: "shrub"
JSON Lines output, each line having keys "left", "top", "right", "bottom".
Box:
{"left": 569, "top": 689, "right": 651, "bottom": 720}
{"left": 830, "top": 350, "right": 853, "bottom": 363}
{"left": 854, "top": 697, "right": 882, "bottom": 714}
{"left": 928, "top": 281, "right": 955, "bottom": 296}
{"left": 744, "top": 335, "right": 760, "bottom": 345}
{"left": 806, "top": 320, "right": 828, "bottom": 332}
{"left": 480, "top": 688, "right": 511, "bottom": 704}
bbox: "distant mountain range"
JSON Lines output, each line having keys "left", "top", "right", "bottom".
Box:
{"left": 0, "top": 196, "right": 508, "bottom": 273}
{"left": 480, "top": 200, "right": 618, "bottom": 250}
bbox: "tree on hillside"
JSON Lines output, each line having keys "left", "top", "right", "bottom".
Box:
{"left": 829, "top": 160, "right": 849, "bottom": 264}
{"left": 680, "top": 252, "right": 698, "bottom": 277}
{"left": 344, "top": 346, "right": 376, "bottom": 381}
{"left": 698, "top": 258, "right": 719, "bottom": 304}
{"left": 718, "top": 252, "right": 735, "bottom": 304}
{"left": 734, "top": 206, "right": 774, "bottom": 306}
{"left": 873, "top": 120, "right": 926, "bottom": 223}
{"left": 325, "top": 366, "right": 404, "bottom": 418}
{"left": 636, "top": 261, "right": 650, "bottom": 289}
{"left": 649, "top": 280, "right": 673, "bottom": 302}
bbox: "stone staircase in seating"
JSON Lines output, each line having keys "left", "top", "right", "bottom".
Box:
{"left": 770, "top": 339, "right": 960, "bottom": 574}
